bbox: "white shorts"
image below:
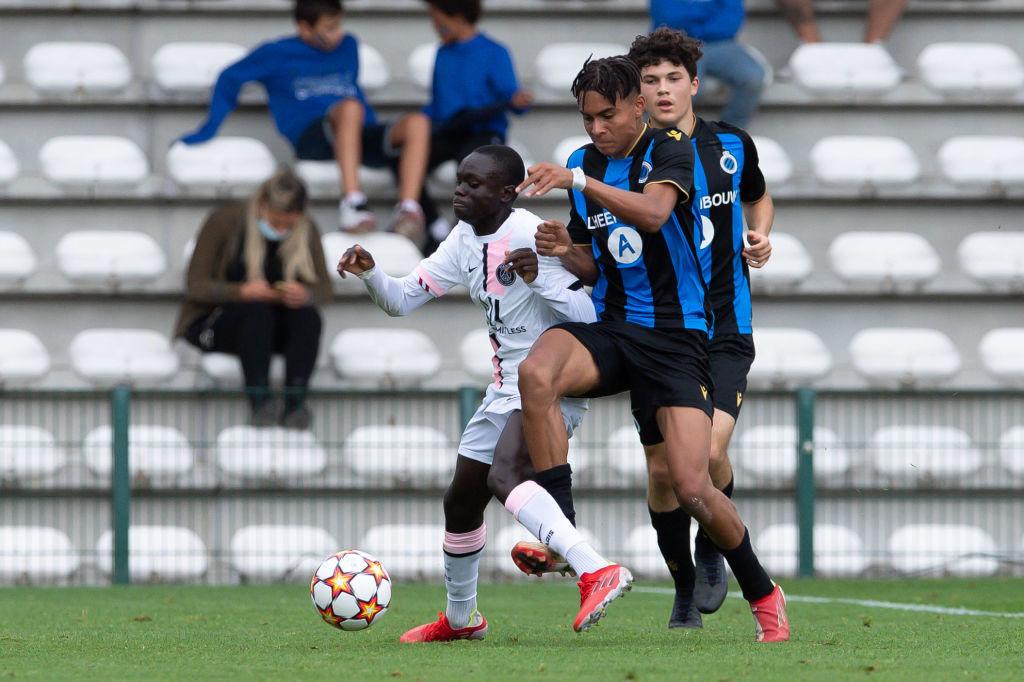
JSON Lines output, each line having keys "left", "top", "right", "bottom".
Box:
{"left": 458, "top": 384, "right": 588, "bottom": 465}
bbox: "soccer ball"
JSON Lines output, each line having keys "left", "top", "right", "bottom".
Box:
{"left": 310, "top": 550, "right": 392, "bottom": 631}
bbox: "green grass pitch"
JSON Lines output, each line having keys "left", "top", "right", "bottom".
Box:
{"left": 2, "top": 579, "right": 1022, "bottom": 680}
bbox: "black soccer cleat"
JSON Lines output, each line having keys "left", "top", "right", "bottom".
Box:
{"left": 693, "top": 532, "right": 729, "bottom": 614}
{"left": 668, "top": 592, "right": 703, "bottom": 629}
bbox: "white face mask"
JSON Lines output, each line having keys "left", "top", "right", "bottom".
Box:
{"left": 258, "top": 218, "right": 286, "bottom": 242}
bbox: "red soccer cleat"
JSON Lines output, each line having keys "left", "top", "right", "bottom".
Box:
{"left": 573, "top": 564, "right": 633, "bottom": 632}
{"left": 750, "top": 584, "right": 790, "bottom": 642}
{"left": 399, "top": 611, "right": 488, "bottom": 643}
{"left": 511, "top": 541, "right": 574, "bottom": 577}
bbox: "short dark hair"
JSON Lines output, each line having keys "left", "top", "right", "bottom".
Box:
{"left": 628, "top": 27, "right": 703, "bottom": 79}
{"left": 422, "top": 0, "right": 482, "bottom": 24}
{"left": 570, "top": 55, "right": 641, "bottom": 108}
{"left": 472, "top": 145, "right": 526, "bottom": 188}
{"left": 294, "top": 0, "right": 343, "bottom": 26}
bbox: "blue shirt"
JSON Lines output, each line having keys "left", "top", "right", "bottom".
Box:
{"left": 650, "top": 0, "right": 746, "bottom": 43}
{"left": 181, "top": 34, "right": 375, "bottom": 149}
{"left": 424, "top": 32, "right": 525, "bottom": 138}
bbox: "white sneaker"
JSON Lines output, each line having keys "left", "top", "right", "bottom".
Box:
{"left": 389, "top": 200, "right": 426, "bottom": 249}
{"left": 339, "top": 195, "right": 376, "bottom": 233}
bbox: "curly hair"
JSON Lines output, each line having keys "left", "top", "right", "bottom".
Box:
{"left": 570, "top": 55, "right": 641, "bottom": 107}
{"left": 627, "top": 27, "right": 703, "bottom": 79}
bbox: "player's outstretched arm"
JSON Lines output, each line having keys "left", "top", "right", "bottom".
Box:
{"left": 535, "top": 220, "right": 598, "bottom": 286}
{"left": 742, "top": 192, "right": 775, "bottom": 268}
{"left": 503, "top": 248, "right": 597, "bottom": 324}
{"left": 336, "top": 245, "right": 434, "bottom": 317}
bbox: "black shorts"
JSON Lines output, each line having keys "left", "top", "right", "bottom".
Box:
{"left": 294, "top": 115, "right": 397, "bottom": 168}
{"left": 709, "top": 333, "right": 756, "bottom": 420}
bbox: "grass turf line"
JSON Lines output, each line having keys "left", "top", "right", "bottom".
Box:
{"left": 1, "top": 579, "right": 1022, "bottom": 681}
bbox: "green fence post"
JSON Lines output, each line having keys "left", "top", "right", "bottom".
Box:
{"left": 458, "top": 386, "right": 480, "bottom": 431}
{"left": 796, "top": 388, "right": 816, "bottom": 578}
{"left": 111, "top": 384, "right": 131, "bottom": 585}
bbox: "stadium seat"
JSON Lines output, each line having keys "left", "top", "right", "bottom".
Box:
{"left": 888, "top": 524, "right": 998, "bottom": 576}
{"left": 199, "top": 353, "right": 285, "bottom": 387}
{"left": 979, "top": 328, "right": 1024, "bottom": 386}
{"left": 151, "top": 42, "right": 246, "bottom": 93}
{"left": 787, "top": 43, "right": 901, "bottom": 95}
{"left": 360, "top": 524, "right": 444, "bottom": 580}
{"left": 0, "top": 425, "right": 64, "bottom": 479}
{"left": 828, "top": 231, "right": 940, "bottom": 290}
{"left": 407, "top": 42, "right": 438, "bottom": 90}
{"left": 0, "top": 330, "right": 49, "bottom": 386}
{"left": 958, "top": 231, "right": 1024, "bottom": 290}
{"left": 342, "top": 425, "right": 453, "bottom": 487}
{"left": 998, "top": 426, "right": 1024, "bottom": 476}
{"left": 69, "top": 329, "right": 179, "bottom": 386}
{"left": 535, "top": 43, "right": 628, "bottom": 91}
{"left": 604, "top": 425, "right": 647, "bottom": 485}
{"left": 459, "top": 328, "right": 495, "bottom": 385}
{"left": 96, "top": 526, "right": 209, "bottom": 582}
{"left": 757, "top": 524, "right": 867, "bottom": 577}
{"left": 229, "top": 525, "right": 339, "bottom": 581}
{"left": 24, "top": 41, "right": 131, "bottom": 94}
{"left": 747, "top": 328, "right": 831, "bottom": 388}
{"left": 918, "top": 42, "right": 1024, "bottom": 97}
{"left": 938, "top": 136, "right": 1024, "bottom": 188}
{"left": 625, "top": 525, "right": 697, "bottom": 579}
{"left": 553, "top": 135, "right": 592, "bottom": 167}
{"left": 492, "top": 524, "right": 600, "bottom": 578}
{"left": 321, "top": 231, "right": 422, "bottom": 286}
{"left": 871, "top": 425, "right": 981, "bottom": 481}
{"left": 357, "top": 43, "right": 389, "bottom": 91}
{"left": 39, "top": 136, "right": 148, "bottom": 188}
{"left": 166, "top": 138, "right": 276, "bottom": 191}
{"left": 810, "top": 136, "right": 920, "bottom": 188}
{"left": 56, "top": 231, "right": 166, "bottom": 287}
{"left": 216, "top": 426, "right": 327, "bottom": 477}
{"left": 330, "top": 329, "right": 441, "bottom": 386}
{"left": 0, "top": 527, "right": 79, "bottom": 582}
{"left": 82, "top": 425, "right": 194, "bottom": 478}
{"left": 733, "top": 425, "right": 850, "bottom": 483}
{"left": 0, "top": 140, "right": 18, "bottom": 184}
{"left": 750, "top": 136, "right": 792, "bottom": 186}
{"left": 295, "top": 161, "right": 393, "bottom": 197}
{"left": 746, "top": 232, "right": 811, "bottom": 292}
{"left": 0, "top": 232, "right": 36, "bottom": 285}
{"left": 849, "top": 328, "right": 960, "bottom": 388}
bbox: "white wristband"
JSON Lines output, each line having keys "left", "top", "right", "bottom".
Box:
{"left": 571, "top": 167, "right": 587, "bottom": 192}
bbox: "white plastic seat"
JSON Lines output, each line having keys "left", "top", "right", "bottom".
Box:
{"left": 604, "top": 425, "right": 646, "bottom": 484}
{"left": 938, "top": 136, "right": 1024, "bottom": 187}
{"left": 872, "top": 425, "right": 981, "bottom": 480}
{"left": 82, "top": 425, "right": 194, "bottom": 477}
{"left": 757, "top": 524, "right": 867, "bottom": 577}
{"left": 69, "top": 329, "right": 179, "bottom": 386}
{"left": 958, "top": 231, "right": 1024, "bottom": 289}
{"left": 56, "top": 231, "right": 166, "bottom": 286}
{"left": 788, "top": 43, "right": 900, "bottom": 95}
{"left": 0, "top": 140, "right": 18, "bottom": 184}
{"left": 918, "top": 42, "right": 1024, "bottom": 97}
{"left": 230, "top": 525, "right": 339, "bottom": 581}
{"left": 322, "top": 232, "right": 423, "bottom": 286}
{"left": 199, "top": 353, "right": 285, "bottom": 387}
{"left": 40, "top": 136, "right": 148, "bottom": 187}
{"left": 0, "top": 527, "right": 78, "bottom": 581}
{"left": 849, "top": 328, "right": 960, "bottom": 388}
{"left": 979, "top": 328, "right": 1024, "bottom": 386}
{"left": 998, "top": 426, "right": 1024, "bottom": 476}
{"left": 888, "top": 524, "right": 997, "bottom": 576}
{"left": 361, "top": 524, "right": 444, "bottom": 580}
{"left": 24, "top": 41, "right": 131, "bottom": 94}
{"left": 459, "top": 328, "right": 495, "bottom": 385}
{"left": 295, "top": 161, "right": 393, "bottom": 197}
{"left": 734, "top": 425, "right": 850, "bottom": 482}
{"left": 810, "top": 136, "right": 919, "bottom": 187}
{"left": 553, "top": 135, "right": 593, "bottom": 167}
{"left": 357, "top": 43, "right": 389, "bottom": 91}
{"left": 828, "top": 231, "right": 940, "bottom": 290}
{"left": 96, "top": 526, "right": 208, "bottom": 581}
{"left": 493, "top": 524, "right": 600, "bottom": 578}
{"left": 330, "top": 329, "right": 441, "bottom": 386}
{"left": 167, "top": 138, "right": 276, "bottom": 190}
{"left": 151, "top": 42, "right": 246, "bottom": 93}
{"left": 625, "top": 525, "right": 697, "bottom": 579}
{"left": 0, "top": 426, "right": 64, "bottom": 478}
{"left": 408, "top": 42, "right": 438, "bottom": 90}
{"left": 342, "top": 425, "right": 452, "bottom": 487}
{"left": 0, "top": 330, "right": 49, "bottom": 386}
{"left": 216, "top": 426, "right": 327, "bottom": 477}
{"left": 750, "top": 136, "right": 792, "bottom": 185}
{"left": 535, "top": 43, "right": 629, "bottom": 91}
{"left": 0, "top": 233, "right": 36, "bottom": 285}
{"left": 746, "top": 232, "right": 811, "bottom": 292}
{"left": 748, "top": 328, "right": 831, "bottom": 388}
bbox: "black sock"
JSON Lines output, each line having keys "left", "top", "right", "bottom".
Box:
{"left": 534, "top": 464, "right": 576, "bottom": 526}
{"left": 717, "top": 528, "right": 773, "bottom": 602}
{"left": 696, "top": 476, "right": 735, "bottom": 545}
{"left": 722, "top": 476, "right": 735, "bottom": 499}
{"left": 648, "top": 507, "right": 695, "bottom": 598}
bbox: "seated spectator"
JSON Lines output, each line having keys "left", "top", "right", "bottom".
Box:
{"left": 774, "top": 0, "right": 909, "bottom": 44}
{"left": 650, "top": 0, "right": 767, "bottom": 128}
{"left": 174, "top": 168, "right": 332, "bottom": 430}
{"left": 179, "top": 0, "right": 430, "bottom": 244}
{"left": 419, "top": 0, "right": 532, "bottom": 251}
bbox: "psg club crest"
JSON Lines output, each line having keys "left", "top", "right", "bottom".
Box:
{"left": 496, "top": 263, "right": 517, "bottom": 286}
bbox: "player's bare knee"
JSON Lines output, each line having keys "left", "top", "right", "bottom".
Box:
{"left": 646, "top": 456, "right": 673, "bottom": 492}
{"left": 518, "top": 356, "right": 555, "bottom": 406}
{"left": 709, "top": 444, "right": 728, "bottom": 468}
{"left": 672, "top": 477, "right": 711, "bottom": 517}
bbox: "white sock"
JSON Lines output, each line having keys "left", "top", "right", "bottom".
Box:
{"left": 443, "top": 525, "right": 485, "bottom": 628}
{"left": 344, "top": 191, "right": 367, "bottom": 206}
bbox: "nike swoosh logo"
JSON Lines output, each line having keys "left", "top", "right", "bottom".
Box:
{"left": 468, "top": 266, "right": 478, "bottom": 273}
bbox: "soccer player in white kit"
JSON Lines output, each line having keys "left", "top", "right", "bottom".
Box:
{"left": 336, "top": 145, "right": 619, "bottom": 641}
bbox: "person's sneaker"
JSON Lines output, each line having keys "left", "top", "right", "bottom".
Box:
{"left": 668, "top": 592, "right": 703, "bottom": 629}
{"left": 693, "top": 531, "right": 728, "bottom": 614}
{"left": 280, "top": 405, "right": 312, "bottom": 431}
{"left": 750, "top": 584, "right": 790, "bottom": 643}
{"left": 339, "top": 195, "right": 376, "bottom": 233}
{"left": 573, "top": 564, "right": 633, "bottom": 632}
{"left": 510, "top": 541, "right": 574, "bottom": 577}
{"left": 399, "top": 611, "right": 488, "bottom": 643}
{"left": 248, "top": 400, "right": 279, "bottom": 428}
{"left": 389, "top": 200, "right": 426, "bottom": 249}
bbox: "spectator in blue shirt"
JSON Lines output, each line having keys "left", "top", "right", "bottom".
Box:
{"left": 650, "top": 0, "right": 768, "bottom": 127}
{"left": 180, "top": 0, "right": 431, "bottom": 245}
{"left": 419, "top": 0, "right": 533, "bottom": 249}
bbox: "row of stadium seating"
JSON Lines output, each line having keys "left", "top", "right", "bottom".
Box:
{"left": 0, "top": 521, "right": 1009, "bottom": 582}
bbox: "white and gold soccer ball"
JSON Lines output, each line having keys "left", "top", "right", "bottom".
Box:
{"left": 310, "top": 550, "right": 392, "bottom": 631}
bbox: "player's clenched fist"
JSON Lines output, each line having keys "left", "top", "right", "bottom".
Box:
{"left": 502, "top": 248, "right": 538, "bottom": 284}
{"left": 336, "top": 244, "right": 376, "bottom": 278}
{"left": 743, "top": 231, "right": 772, "bottom": 268}
{"left": 535, "top": 220, "right": 572, "bottom": 258}
{"left": 516, "top": 162, "right": 573, "bottom": 198}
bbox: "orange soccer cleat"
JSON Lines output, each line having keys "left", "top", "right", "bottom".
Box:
{"left": 573, "top": 564, "right": 633, "bottom": 633}
{"left": 399, "top": 611, "right": 488, "bottom": 644}
{"left": 750, "top": 584, "right": 790, "bottom": 643}
{"left": 510, "top": 541, "right": 574, "bottom": 577}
